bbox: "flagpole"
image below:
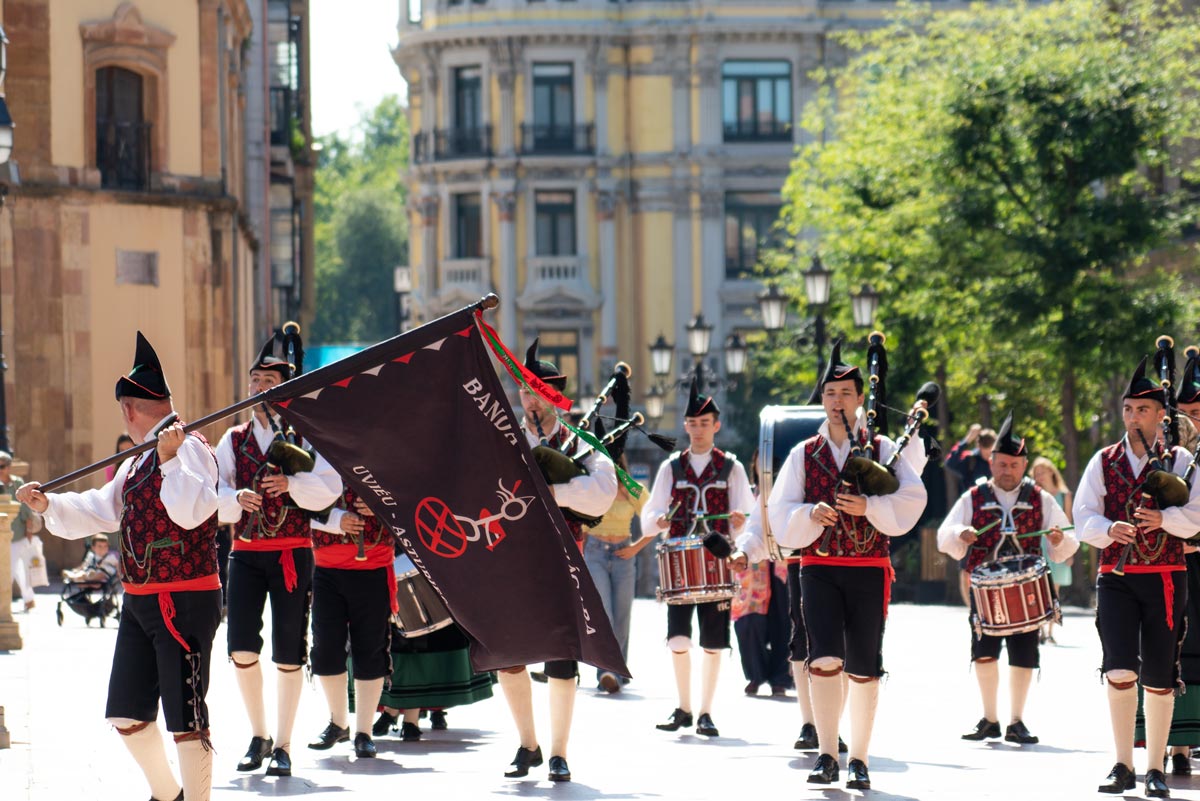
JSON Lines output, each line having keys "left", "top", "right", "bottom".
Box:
{"left": 37, "top": 294, "right": 501, "bottom": 492}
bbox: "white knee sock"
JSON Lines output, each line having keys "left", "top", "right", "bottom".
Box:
{"left": 671, "top": 650, "right": 692, "bottom": 712}
{"left": 848, "top": 678, "right": 880, "bottom": 764}
{"left": 276, "top": 666, "right": 303, "bottom": 751}
{"left": 699, "top": 650, "right": 722, "bottom": 716}
{"left": 792, "top": 661, "right": 814, "bottom": 725}
{"left": 1107, "top": 682, "right": 1138, "bottom": 769}
{"left": 354, "top": 677, "right": 385, "bottom": 736}
{"left": 548, "top": 676, "right": 576, "bottom": 758}
{"left": 497, "top": 669, "right": 538, "bottom": 750}
{"left": 1009, "top": 666, "right": 1034, "bottom": 724}
{"left": 176, "top": 737, "right": 212, "bottom": 801}
{"left": 114, "top": 721, "right": 180, "bottom": 801}
{"left": 1144, "top": 689, "right": 1176, "bottom": 775}
{"left": 232, "top": 655, "right": 268, "bottom": 738}
{"left": 810, "top": 671, "right": 844, "bottom": 759}
{"left": 974, "top": 660, "right": 1000, "bottom": 722}
{"left": 318, "top": 673, "right": 350, "bottom": 729}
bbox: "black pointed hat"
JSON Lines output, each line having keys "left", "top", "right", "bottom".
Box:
{"left": 685, "top": 374, "right": 720, "bottom": 418}
{"left": 249, "top": 334, "right": 293, "bottom": 381}
{"left": 1179, "top": 347, "right": 1200, "bottom": 405}
{"left": 524, "top": 338, "right": 567, "bottom": 391}
{"left": 114, "top": 331, "right": 171, "bottom": 401}
{"left": 818, "top": 339, "right": 864, "bottom": 393}
{"left": 994, "top": 411, "right": 1027, "bottom": 457}
{"left": 1124, "top": 355, "right": 1167, "bottom": 406}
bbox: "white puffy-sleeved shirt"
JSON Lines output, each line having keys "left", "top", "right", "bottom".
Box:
{"left": 214, "top": 415, "right": 343, "bottom": 525}
{"left": 937, "top": 481, "right": 1078, "bottom": 563}
{"left": 640, "top": 449, "right": 756, "bottom": 538}
{"left": 522, "top": 419, "right": 618, "bottom": 519}
{"left": 1073, "top": 436, "right": 1200, "bottom": 549}
{"left": 766, "top": 414, "right": 927, "bottom": 551}
{"left": 44, "top": 413, "right": 219, "bottom": 539}
{"left": 734, "top": 504, "right": 772, "bottom": 564}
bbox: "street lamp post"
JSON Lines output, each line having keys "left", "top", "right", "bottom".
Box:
{"left": 802, "top": 254, "right": 832, "bottom": 375}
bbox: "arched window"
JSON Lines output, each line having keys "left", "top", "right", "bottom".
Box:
{"left": 95, "top": 66, "right": 148, "bottom": 190}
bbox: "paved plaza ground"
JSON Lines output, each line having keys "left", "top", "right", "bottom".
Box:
{"left": 3, "top": 589, "right": 1200, "bottom": 800}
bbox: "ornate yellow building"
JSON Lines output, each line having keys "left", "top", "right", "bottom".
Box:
{"left": 394, "top": 0, "right": 902, "bottom": 419}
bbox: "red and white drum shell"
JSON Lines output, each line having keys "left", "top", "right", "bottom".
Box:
{"left": 969, "top": 555, "right": 1059, "bottom": 638}
{"left": 656, "top": 535, "right": 736, "bottom": 606}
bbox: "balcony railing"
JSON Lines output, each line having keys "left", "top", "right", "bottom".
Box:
{"left": 413, "top": 126, "right": 493, "bottom": 163}
{"left": 439, "top": 257, "right": 491, "bottom": 293}
{"left": 97, "top": 118, "right": 151, "bottom": 191}
{"left": 519, "top": 123, "right": 595, "bottom": 156}
{"left": 723, "top": 118, "right": 793, "bottom": 143}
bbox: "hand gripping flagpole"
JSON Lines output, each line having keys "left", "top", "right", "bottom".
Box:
{"left": 36, "top": 294, "right": 502, "bottom": 493}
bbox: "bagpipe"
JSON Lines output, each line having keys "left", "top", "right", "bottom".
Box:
{"left": 815, "top": 332, "right": 938, "bottom": 557}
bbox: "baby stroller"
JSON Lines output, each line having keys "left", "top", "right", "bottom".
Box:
{"left": 56, "top": 570, "right": 122, "bottom": 627}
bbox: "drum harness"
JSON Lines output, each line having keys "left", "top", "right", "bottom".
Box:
{"left": 671, "top": 453, "right": 735, "bottom": 543}
{"left": 977, "top": 477, "right": 1038, "bottom": 565}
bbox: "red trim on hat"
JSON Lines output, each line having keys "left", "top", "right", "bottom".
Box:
{"left": 118, "top": 374, "right": 168, "bottom": 399}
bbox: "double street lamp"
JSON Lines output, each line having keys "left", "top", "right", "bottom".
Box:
{"left": 646, "top": 313, "right": 750, "bottom": 423}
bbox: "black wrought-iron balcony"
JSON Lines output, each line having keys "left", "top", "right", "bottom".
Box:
{"left": 519, "top": 123, "right": 595, "bottom": 156}
{"left": 96, "top": 118, "right": 151, "bottom": 191}
{"left": 722, "top": 118, "right": 792, "bottom": 143}
{"left": 435, "top": 125, "right": 492, "bottom": 160}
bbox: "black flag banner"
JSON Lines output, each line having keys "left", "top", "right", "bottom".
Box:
{"left": 263, "top": 300, "right": 629, "bottom": 676}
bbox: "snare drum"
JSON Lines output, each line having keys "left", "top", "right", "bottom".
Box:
{"left": 757, "top": 405, "right": 827, "bottom": 559}
{"left": 656, "top": 535, "right": 736, "bottom": 605}
{"left": 392, "top": 553, "right": 453, "bottom": 638}
{"left": 969, "top": 555, "right": 1059, "bottom": 638}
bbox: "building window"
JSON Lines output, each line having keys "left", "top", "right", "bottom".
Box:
{"left": 531, "top": 63, "right": 574, "bottom": 147}
{"left": 408, "top": 0, "right": 423, "bottom": 22}
{"left": 725, "top": 191, "right": 783, "bottom": 279}
{"left": 96, "top": 66, "right": 151, "bottom": 190}
{"left": 536, "top": 330, "right": 579, "bottom": 396}
{"left": 446, "top": 65, "right": 486, "bottom": 157}
{"left": 454, "top": 193, "right": 483, "bottom": 258}
{"left": 722, "top": 61, "right": 792, "bottom": 142}
{"left": 535, "top": 191, "right": 576, "bottom": 256}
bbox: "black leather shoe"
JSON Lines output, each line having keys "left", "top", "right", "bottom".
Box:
{"left": 430, "top": 710, "right": 448, "bottom": 730}
{"left": 265, "top": 747, "right": 291, "bottom": 777}
{"left": 807, "top": 753, "right": 839, "bottom": 784}
{"left": 846, "top": 758, "right": 871, "bottom": 790}
{"left": 1004, "top": 720, "right": 1039, "bottom": 744}
{"left": 1097, "top": 762, "right": 1136, "bottom": 794}
{"left": 236, "top": 735, "right": 273, "bottom": 771}
{"left": 839, "top": 736, "right": 848, "bottom": 754}
{"left": 353, "top": 732, "right": 376, "bottom": 758}
{"left": 308, "top": 722, "right": 350, "bottom": 750}
{"left": 1145, "top": 768, "right": 1170, "bottom": 798}
{"left": 153, "top": 791, "right": 184, "bottom": 801}
{"left": 794, "top": 722, "right": 818, "bottom": 750}
{"left": 400, "top": 721, "right": 422, "bottom": 741}
{"left": 548, "top": 755, "right": 571, "bottom": 782}
{"left": 961, "top": 717, "right": 1002, "bottom": 741}
{"left": 695, "top": 713, "right": 719, "bottom": 737}
{"left": 656, "top": 708, "right": 694, "bottom": 732}
{"left": 505, "top": 745, "right": 543, "bottom": 778}
{"left": 1171, "top": 753, "right": 1191, "bottom": 776}
{"left": 372, "top": 710, "right": 397, "bottom": 737}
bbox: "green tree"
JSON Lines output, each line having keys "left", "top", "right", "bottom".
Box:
{"left": 777, "top": 0, "right": 1200, "bottom": 483}
{"left": 311, "top": 95, "right": 410, "bottom": 344}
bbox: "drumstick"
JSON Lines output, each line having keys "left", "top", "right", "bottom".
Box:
{"left": 694, "top": 513, "right": 733, "bottom": 522}
{"left": 1015, "top": 525, "right": 1076, "bottom": 540}
{"left": 966, "top": 519, "right": 1003, "bottom": 549}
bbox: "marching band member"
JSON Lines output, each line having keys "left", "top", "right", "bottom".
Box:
{"left": 308, "top": 487, "right": 398, "bottom": 759}
{"left": 937, "top": 412, "right": 1076, "bottom": 745}
{"left": 1077, "top": 357, "right": 1200, "bottom": 798}
{"left": 766, "top": 340, "right": 927, "bottom": 790}
{"left": 639, "top": 378, "right": 755, "bottom": 739}
{"left": 215, "top": 337, "right": 341, "bottom": 777}
{"left": 499, "top": 341, "right": 618, "bottom": 783}
{"left": 18, "top": 333, "right": 221, "bottom": 801}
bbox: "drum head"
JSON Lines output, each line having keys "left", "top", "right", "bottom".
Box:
{"left": 758, "top": 406, "right": 827, "bottom": 489}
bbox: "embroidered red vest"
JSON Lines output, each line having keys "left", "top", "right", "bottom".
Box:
{"left": 1098, "top": 441, "right": 1184, "bottom": 569}
{"left": 312, "top": 487, "right": 391, "bottom": 554}
{"left": 119, "top": 432, "right": 219, "bottom": 586}
{"left": 547, "top": 425, "right": 585, "bottom": 543}
{"left": 799, "top": 434, "right": 889, "bottom": 559}
{"left": 230, "top": 421, "right": 313, "bottom": 548}
{"left": 667, "top": 449, "right": 733, "bottom": 540}
{"left": 966, "top": 479, "right": 1044, "bottom": 572}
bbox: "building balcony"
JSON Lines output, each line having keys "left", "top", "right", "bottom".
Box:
{"left": 97, "top": 118, "right": 151, "bottom": 191}
{"left": 518, "top": 255, "right": 601, "bottom": 311}
{"left": 439, "top": 257, "right": 492, "bottom": 295}
{"left": 722, "top": 119, "right": 793, "bottom": 144}
{"left": 414, "top": 126, "right": 493, "bottom": 163}
{"left": 519, "top": 123, "right": 595, "bottom": 156}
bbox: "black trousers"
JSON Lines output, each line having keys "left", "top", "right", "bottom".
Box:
{"left": 226, "top": 548, "right": 313, "bottom": 664}
{"left": 801, "top": 563, "right": 886, "bottom": 678}
{"left": 310, "top": 566, "right": 392, "bottom": 680}
{"left": 106, "top": 590, "right": 222, "bottom": 732}
{"left": 968, "top": 594, "right": 1040, "bottom": 667}
{"left": 667, "top": 600, "right": 732, "bottom": 650}
{"left": 787, "top": 562, "right": 808, "bottom": 662}
{"left": 1097, "top": 570, "right": 1187, "bottom": 688}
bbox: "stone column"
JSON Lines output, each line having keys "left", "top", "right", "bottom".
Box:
{"left": 699, "top": 189, "right": 724, "bottom": 331}
{"left": 0, "top": 503, "right": 23, "bottom": 650}
{"left": 590, "top": 41, "right": 611, "bottom": 156}
{"left": 493, "top": 191, "right": 519, "bottom": 344}
{"left": 696, "top": 43, "right": 722, "bottom": 148}
{"left": 596, "top": 189, "right": 618, "bottom": 360}
{"left": 417, "top": 194, "right": 439, "bottom": 320}
{"left": 491, "top": 40, "right": 520, "bottom": 156}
